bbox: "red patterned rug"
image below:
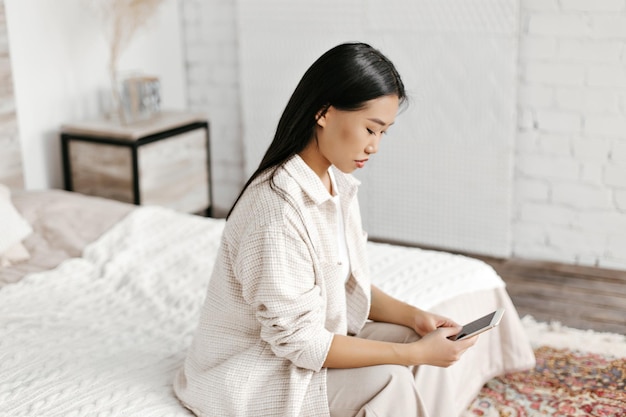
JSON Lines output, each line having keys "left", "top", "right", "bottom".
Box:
{"left": 466, "top": 346, "right": 626, "bottom": 417}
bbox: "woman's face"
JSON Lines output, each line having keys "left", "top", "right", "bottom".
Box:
{"left": 313, "top": 94, "right": 399, "bottom": 174}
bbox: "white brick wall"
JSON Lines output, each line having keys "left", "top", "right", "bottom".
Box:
{"left": 180, "top": 0, "right": 626, "bottom": 270}
{"left": 514, "top": 0, "right": 626, "bottom": 269}
{"left": 0, "top": 0, "right": 23, "bottom": 189}
{"left": 179, "top": 0, "right": 243, "bottom": 217}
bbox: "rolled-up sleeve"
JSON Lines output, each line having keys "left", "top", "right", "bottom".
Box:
{"left": 235, "top": 224, "right": 333, "bottom": 371}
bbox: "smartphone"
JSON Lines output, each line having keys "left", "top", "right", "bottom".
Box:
{"left": 448, "top": 309, "right": 505, "bottom": 341}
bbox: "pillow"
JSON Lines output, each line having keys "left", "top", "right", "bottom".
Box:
{"left": 0, "top": 184, "right": 32, "bottom": 266}
{"left": 0, "top": 242, "right": 30, "bottom": 267}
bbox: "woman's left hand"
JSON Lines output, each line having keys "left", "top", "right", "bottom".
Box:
{"left": 411, "top": 309, "right": 460, "bottom": 337}
{"left": 369, "top": 285, "right": 461, "bottom": 337}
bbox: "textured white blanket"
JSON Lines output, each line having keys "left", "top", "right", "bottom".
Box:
{"left": 0, "top": 206, "right": 504, "bottom": 416}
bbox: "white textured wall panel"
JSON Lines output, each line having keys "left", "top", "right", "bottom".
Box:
{"left": 237, "top": 0, "right": 519, "bottom": 258}
{"left": 237, "top": 0, "right": 367, "bottom": 176}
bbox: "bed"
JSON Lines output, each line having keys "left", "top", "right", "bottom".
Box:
{"left": 0, "top": 186, "right": 535, "bottom": 417}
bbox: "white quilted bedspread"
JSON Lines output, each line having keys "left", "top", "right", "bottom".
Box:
{"left": 0, "top": 206, "right": 504, "bottom": 416}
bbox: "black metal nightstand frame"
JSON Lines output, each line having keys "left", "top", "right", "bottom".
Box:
{"left": 61, "top": 121, "right": 213, "bottom": 217}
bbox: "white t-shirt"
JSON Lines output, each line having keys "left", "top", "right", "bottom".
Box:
{"left": 329, "top": 169, "right": 351, "bottom": 283}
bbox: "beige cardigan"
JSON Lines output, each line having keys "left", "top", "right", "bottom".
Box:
{"left": 174, "top": 155, "right": 371, "bottom": 417}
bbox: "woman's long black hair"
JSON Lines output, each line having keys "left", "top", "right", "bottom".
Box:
{"left": 227, "top": 42, "right": 406, "bottom": 218}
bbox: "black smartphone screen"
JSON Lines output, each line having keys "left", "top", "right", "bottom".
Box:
{"left": 450, "top": 311, "right": 497, "bottom": 341}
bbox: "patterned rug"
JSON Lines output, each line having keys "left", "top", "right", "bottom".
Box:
{"left": 466, "top": 345, "right": 626, "bottom": 416}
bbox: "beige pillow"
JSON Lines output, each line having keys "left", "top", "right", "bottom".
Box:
{"left": 0, "top": 184, "right": 32, "bottom": 266}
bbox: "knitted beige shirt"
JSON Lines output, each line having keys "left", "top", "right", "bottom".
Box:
{"left": 174, "top": 155, "right": 371, "bottom": 416}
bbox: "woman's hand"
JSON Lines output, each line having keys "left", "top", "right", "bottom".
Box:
{"left": 411, "top": 309, "right": 460, "bottom": 337}
{"left": 369, "top": 285, "right": 463, "bottom": 338}
{"left": 367, "top": 285, "right": 478, "bottom": 367}
{"left": 407, "top": 326, "right": 478, "bottom": 367}
{"left": 324, "top": 327, "right": 476, "bottom": 369}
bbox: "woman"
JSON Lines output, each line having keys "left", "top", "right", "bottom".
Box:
{"left": 174, "top": 42, "right": 477, "bottom": 417}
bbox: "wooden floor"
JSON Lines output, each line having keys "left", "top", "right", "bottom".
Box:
{"left": 474, "top": 256, "right": 626, "bottom": 335}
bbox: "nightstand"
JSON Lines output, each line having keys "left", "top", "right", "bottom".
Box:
{"left": 61, "top": 110, "right": 212, "bottom": 216}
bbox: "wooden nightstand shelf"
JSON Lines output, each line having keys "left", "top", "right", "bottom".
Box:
{"left": 61, "top": 110, "right": 212, "bottom": 216}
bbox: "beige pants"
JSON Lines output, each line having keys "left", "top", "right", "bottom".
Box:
{"left": 326, "top": 322, "right": 429, "bottom": 417}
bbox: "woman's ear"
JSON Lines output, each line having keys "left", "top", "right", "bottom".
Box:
{"left": 315, "top": 104, "right": 330, "bottom": 127}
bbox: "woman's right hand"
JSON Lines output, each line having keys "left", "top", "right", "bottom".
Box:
{"left": 324, "top": 326, "right": 478, "bottom": 369}
{"left": 406, "top": 326, "right": 478, "bottom": 367}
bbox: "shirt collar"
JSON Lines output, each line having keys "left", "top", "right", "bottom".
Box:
{"left": 283, "top": 155, "right": 360, "bottom": 206}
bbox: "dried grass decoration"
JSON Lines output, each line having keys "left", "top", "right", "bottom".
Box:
{"left": 90, "top": 0, "right": 165, "bottom": 123}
